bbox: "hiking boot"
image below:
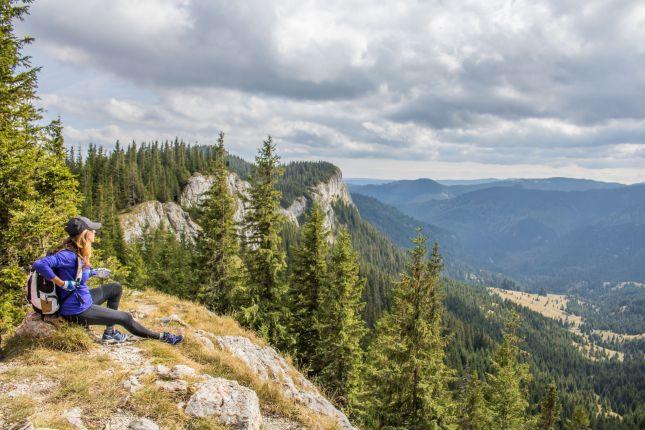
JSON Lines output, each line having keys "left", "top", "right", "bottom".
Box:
{"left": 160, "top": 332, "right": 183, "bottom": 345}
{"left": 102, "top": 328, "right": 129, "bottom": 343}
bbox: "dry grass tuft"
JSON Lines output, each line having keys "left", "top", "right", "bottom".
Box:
{"left": 128, "top": 385, "right": 190, "bottom": 429}
{"left": 3, "top": 323, "right": 95, "bottom": 357}
{"left": 0, "top": 394, "right": 36, "bottom": 425}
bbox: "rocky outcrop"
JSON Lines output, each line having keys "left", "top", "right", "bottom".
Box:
{"left": 214, "top": 335, "right": 355, "bottom": 429}
{"left": 185, "top": 377, "right": 262, "bottom": 429}
{"left": 309, "top": 171, "right": 354, "bottom": 230}
{"left": 119, "top": 167, "right": 355, "bottom": 242}
{"left": 180, "top": 172, "right": 250, "bottom": 224}
{"left": 118, "top": 201, "right": 200, "bottom": 243}
{"left": 282, "top": 196, "right": 307, "bottom": 224}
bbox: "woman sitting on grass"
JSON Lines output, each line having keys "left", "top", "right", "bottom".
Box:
{"left": 33, "top": 216, "right": 183, "bottom": 345}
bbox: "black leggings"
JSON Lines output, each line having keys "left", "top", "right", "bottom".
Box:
{"left": 65, "top": 283, "right": 160, "bottom": 339}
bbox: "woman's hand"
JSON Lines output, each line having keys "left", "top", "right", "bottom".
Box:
{"left": 90, "top": 268, "right": 111, "bottom": 279}
{"left": 61, "top": 280, "right": 79, "bottom": 291}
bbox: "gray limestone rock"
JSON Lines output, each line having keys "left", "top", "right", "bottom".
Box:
{"left": 185, "top": 377, "right": 262, "bottom": 429}
{"left": 214, "top": 335, "right": 354, "bottom": 429}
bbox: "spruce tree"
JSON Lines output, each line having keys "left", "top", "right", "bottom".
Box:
{"left": 458, "top": 372, "right": 491, "bottom": 430}
{"left": 289, "top": 204, "right": 329, "bottom": 366}
{"left": 537, "top": 383, "right": 561, "bottom": 430}
{"left": 241, "top": 136, "right": 290, "bottom": 347}
{"left": 565, "top": 405, "right": 591, "bottom": 430}
{"left": 195, "top": 132, "right": 245, "bottom": 314}
{"left": 313, "top": 228, "right": 366, "bottom": 413}
{"left": 364, "top": 231, "right": 455, "bottom": 429}
{"left": 486, "top": 313, "right": 532, "bottom": 430}
{"left": 0, "top": 1, "right": 79, "bottom": 340}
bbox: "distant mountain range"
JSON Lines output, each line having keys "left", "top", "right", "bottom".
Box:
{"left": 350, "top": 177, "right": 645, "bottom": 291}
{"left": 349, "top": 177, "right": 626, "bottom": 206}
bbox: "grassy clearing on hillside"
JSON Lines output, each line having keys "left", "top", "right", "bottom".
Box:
{"left": 488, "top": 288, "right": 626, "bottom": 361}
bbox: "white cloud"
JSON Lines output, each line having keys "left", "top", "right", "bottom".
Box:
{"left": 17, "top": 0, "right": 645, "bottom": 183}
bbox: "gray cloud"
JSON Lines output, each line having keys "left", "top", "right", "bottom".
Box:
{"left": 16, "top": 0, "right": 645, "bottom": 182}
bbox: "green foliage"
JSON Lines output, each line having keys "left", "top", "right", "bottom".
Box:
{"left": 332, "top": 200, "right": 407, "bottom": 326}
{"left": 486, "top": 314, "right": 532, "bottom": 430}
{"left": 0, "top": 265, "right": 27, "bottom": 334}
{"left": 363, "top": 232, "right": 455, "bottom": 429}
{"left": 566, "top": 405, "right": 591, "bottom": 430}
{"left": 135, "top": 229, "right": 195, "bottom": 298}
{"left": 457, "top": 372, "right": 491, "bottom": 430}
{"left": 240, "top": 136, "right": 290, "bottom": 347}
{"left": 194, "top": 133, "right": 246, "bottom": 314}
{"left": 313, "top": 228, "right": 367, "bottom": 413}
{"left": 288, "top": 205, "right": 329, "bottom": 366}
{"left": 537, "top": 383, "right": 561, "bottom": 430}
{"left": 0, "top": 1, "right": 79, "bottom": 336}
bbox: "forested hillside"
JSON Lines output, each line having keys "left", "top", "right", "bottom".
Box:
{"left": 352, "top": 179, "right": 645, "bottom": 292}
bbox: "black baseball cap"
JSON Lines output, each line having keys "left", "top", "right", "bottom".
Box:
{"left": 65, "top": 216, "right": 102, "bottom": 237}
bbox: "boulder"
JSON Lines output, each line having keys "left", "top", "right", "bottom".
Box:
{"left": 185, "top": 377, "right": 262, "bottom": 429}
{"left": 15, "top": 312, "right": 64, "bottom": 339}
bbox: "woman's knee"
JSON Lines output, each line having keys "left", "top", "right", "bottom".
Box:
{"left": 110, "top": 282, "right": 123, "bottom": 297}
{"left": 121, "top": 311, "right": 134, "bottom": 324}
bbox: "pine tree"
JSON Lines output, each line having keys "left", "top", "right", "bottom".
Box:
{"left": 195, "top": 132, "right": 245, "bottom": 314}
{"left": 364, "top": 230, "right": 455, "bottom": 429}
{"left": 241, "top": 136, "right": 290, "bottom": 347}
{"left": 565, "top": 405, "right": 591, "bottom": 430}
{"left": 486, "top": 313, "right": 532, "bottom": 430}
{"left": 0, "top": 1, "right": 79, "bottom": 341}
{"left": 313, "top": 228, "right": 367, "bottom": 413}
{"left": 537, "top": 383, "right": 561, "bottom": 430}
{"left": 458, "top": 372, "right": 491, "bottom": 430}
{"left": 288, "top": 204, "right": 329, "bottom": 366}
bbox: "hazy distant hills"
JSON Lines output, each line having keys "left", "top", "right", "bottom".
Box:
{"left": 349, "top": 176, "right": 626, "bottom": 206}
{"left": 350, "top": 178, "right": 645, "bottom": 291}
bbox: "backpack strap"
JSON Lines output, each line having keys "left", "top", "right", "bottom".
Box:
{"left": 58, "top": 256, "right": 85, "bottom": 311}
{"left": 75, "top": 256, "right": 83, "bottom": 282}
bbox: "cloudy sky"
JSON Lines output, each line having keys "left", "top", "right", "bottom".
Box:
{"left": 17, "top": 0, "right": 645, "bottom": 183}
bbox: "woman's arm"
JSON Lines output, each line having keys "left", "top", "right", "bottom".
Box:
{"left": 32, "top": 252, "right": 69, "bottom": 287}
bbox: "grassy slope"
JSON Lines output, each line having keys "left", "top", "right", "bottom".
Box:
{"left": 0, "top": 289, "right": 339, "bottom": 430}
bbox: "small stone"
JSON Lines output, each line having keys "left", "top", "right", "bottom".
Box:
{"left": 185, "top": 377, "right": 262, "bottom": 429}
{"left": 129, "top": 418, "right": 159, "bottom": 430}
{"left": 155, "top": 379, "right": 188, "bottom": 393}
{"left": 123, "top": 376, "right": 142, "bottom": 393}
{"left": 134, "top": 364, "right": 155, "bottom": 377}
{"left": 159, "top": 314, "right": 187, "bottom": 326}
{"left": 155, "top": 364, "right": 171, "bottom": 376}
{"left": 169, "top": 364, "right": 197, "bottom": 379}
{"left": 63, "top": 407, "right": 87, "bottom": 430}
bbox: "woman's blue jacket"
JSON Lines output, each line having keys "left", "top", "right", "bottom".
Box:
{"left": 32, "top": 249, "right": 93, "bottom": 315}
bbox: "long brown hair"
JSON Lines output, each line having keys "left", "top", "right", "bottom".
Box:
{"left": 53, "top": 229, "right": 92, "bottom": 267}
